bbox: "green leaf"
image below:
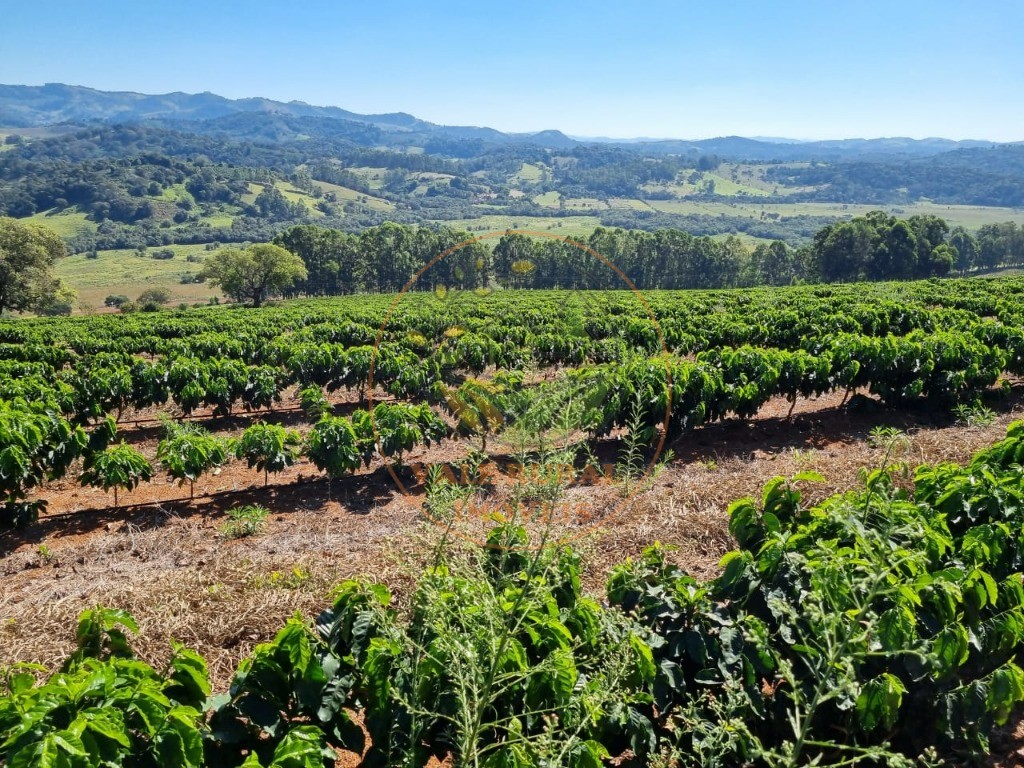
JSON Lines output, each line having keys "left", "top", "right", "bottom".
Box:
{"left": 878, "top": 605, "right": 917, "bottom": 652}
{"left": 988, "top": 663, "right": 1024, "bottom": 725}
{"left": 483, "top": 742, "right": 534, "bottom": 768}
{"left": 269, "top": 726, "right": 333, "bottom": 768}
{"left": 856, "top": 673, "right": 906, "bottom": 731}
{"left": 50, "top": 731, "right": 88, "bottom": 758}
{"left": 629, "top": 634, "right": 656, "bottom": 684}
{"left": 932, "top": 624, "right": 969, "bottom": 677}
{"left": 83, "top": 712, "right": 131, "bottom": 748}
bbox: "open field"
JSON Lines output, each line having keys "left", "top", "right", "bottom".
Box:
{"left": 640, "top": 167, "right": 775, "bottom": 199}
{"left": 150, "top": 182, "right": 192, "bottom": 203}
{"left": 0, "top": 125, "right": 78, "bottom": 142}
{"left": 25, "top": 208, "right": 99, "bottom": 238}
{"left": 606, "top": 197, "right": 654, "bottom": 210}
{"left": 562, "top": 196, "right": 610, "bottom": 210}
{"left": 701, "top": 171, "right": 772, "bottom": 197}
{"left": 55, "top": 244, "right": 222, "bottom": 308}
{"left": 275, "top": 181, "right": 327, "bottom": 216}
{"left": 532, "top": 190, "right": 561, "bottom": 207}
{"left": 440, "top": 213, "right": 604, "bottom": 237}
{"left": 312, "top": 178, "right": 394, "bottom": 211}
{"left": 346, "top": 167, "right": 388, "bottom": 190}
{"left": 509, "top": 161, "right": 545, "bottom": 184}
{"left": 645, "top": 198, "right": 1024, "bottom": 228}
{"left": 715, "top": 162, "right": 819, "bottom": 195}
{"left": 455, "top": 197, "right": 1024, "bottom": 237}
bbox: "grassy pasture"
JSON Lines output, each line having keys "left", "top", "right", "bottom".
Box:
{"left": 510, "top": 162, "right": 545, "bottom": 184}
{"left": 414, "top": 172, "right": 456, "bottom": 181}
{"left": 533, "top": 191, "right": 561, "bottom": 207}
{"left": 716, "top": 162, "right": 817, "bottom": 196}
{"left": 347, "top": 167, "right": 388, "bottom": 190}
{"left": 312, "top": 179, "right": 394, "bottom": 211}
{"left": 702, "top": 172, "right": 771, "bottom": 197}
{"left": 645, "top": 199, "right": 1024, "bottom": 229}
{"left": 607, "top": 198, "right": 653, "bottom": 211}
{"left": 25, "top": 209, "right": 98, "bottom": 238}
{"left": 441, "top": 214, "right": 604, "bottom": 239}
{"left": 240, "top": 182, "right": 262, "bottom": 206}
{"left": 196, "top": 212, "right": 235, "bottom": 227}
{"left": 641, "top": 167, "right": 777, "bottom": 199}
{"left": 563, "top": 197, "right": 610, "bottom": 211}
{"left": 150, "top": 183, "right": 192, "bottom": 203}
{"left": 56, "top": 244, "right": 222, "bottom": 310}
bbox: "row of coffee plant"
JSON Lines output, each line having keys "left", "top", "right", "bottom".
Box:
{"left": 5, "top": 423, "right": 1024, "bottom": 766}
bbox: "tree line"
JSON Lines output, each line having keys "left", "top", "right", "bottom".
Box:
{"left": 5, "top": 212, "right": 1024, "bottom": 318}
{"left": 271, "top": 215, "right": 1024, "bottom": 298}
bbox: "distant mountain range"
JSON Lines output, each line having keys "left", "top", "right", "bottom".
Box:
{"left": 0, "top": 83, "right": 577, "bottom": 148}
{"left": 4, "top": 83, "right": 1024, "bottom": 256}
{"left": 0, "top": 83, "right": 1008, "bottom": 161}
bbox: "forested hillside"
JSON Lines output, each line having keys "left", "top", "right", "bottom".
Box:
{"left": 2, "top": 86, "right": 1023, "bottom": 255}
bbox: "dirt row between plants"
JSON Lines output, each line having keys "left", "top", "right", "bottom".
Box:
{"left": 4, "top": 388, "right": 1022, "bottom": 691}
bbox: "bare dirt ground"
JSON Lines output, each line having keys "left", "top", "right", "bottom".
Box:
{"left": 3, "top": 386, "right": 1024, "bottom": 763}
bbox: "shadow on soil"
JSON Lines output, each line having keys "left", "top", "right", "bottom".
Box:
{"left": 4, "top": 385, "right": 1023, "bottom": 556}
{"left": 0, "top": 464, "right": 404, "bottom": 557}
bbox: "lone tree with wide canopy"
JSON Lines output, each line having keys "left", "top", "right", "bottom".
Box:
{"left": 200, "top": 243, "right": 307, "bottom": 307}
{"left": 0, "top": 217, "right": 72, "bottom": 316}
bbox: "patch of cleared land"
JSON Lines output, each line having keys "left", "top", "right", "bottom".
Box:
{"left": 25, "top": 209, "right": 99, "bottom": 238}
{"left": 509, "top": 162, "right": 545, "bottom": 184}
{"left": 642, "top": 198, "right": 1024, "bottom": 228}
{"left": 441, "top": 214, "right": 604, "bottom": 238}
{"left": 312, "top": 179, "right": 394, "bottom": 211}
{"left": 55, "top": 244, "right": 222, "bottom": 310}
{"left": 533, "top": 190, "right": 561, "bottom": 207}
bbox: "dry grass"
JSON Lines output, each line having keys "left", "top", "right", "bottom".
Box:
{"left": 3, "top": 391, "right": 1023, "bottom": 691}
{"left": 1, "top": 503, "right": 425, "bottom": 687}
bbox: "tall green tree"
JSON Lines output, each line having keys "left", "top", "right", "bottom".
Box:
{"left": 928, "top": 243, "right": 955, "bottom": 276}
{"left": 493, "top": 233, "right": 537, "bottom": 288}
{"left": 274, "top": 224, "right": 357, "bottom": 295}
{"left": 0, "top": 217, "right": 71, "bottom": 316}
{"left": 749, "top": 240, "right": 797, "bottom": 286}
{"left": 977, "top": 224, "right": 1008, "bottom": 270}
{"left": 358, "top": 222, "right": 418, "bottom": 293}
{"left": 812, "top": 219, "right": 876, "bottom": 282}
{"left": 948, "top": 226, "right": 978, "bottom": 274}
{"left": 200, "top": 244, "right": 307, "bottom": 307}
{"left": 874, "top": 220, "right": 918, "bottom": 280}
{"left": 906, "top": 215, "right": 949, "bottom": 277}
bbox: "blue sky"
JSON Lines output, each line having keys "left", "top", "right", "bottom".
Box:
{"left": 2, "top": 0, "right": 1022, "bottom": 141}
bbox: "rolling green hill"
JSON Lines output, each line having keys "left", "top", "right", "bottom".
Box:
{"left": 1, "top": 86, "right": 1022, "bottom": 269}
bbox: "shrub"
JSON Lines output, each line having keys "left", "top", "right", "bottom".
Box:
{"left": 219, "top": 503, "right": 269, "bottom": 539}
{"left": 137, "top": 287, "right": 171, "bottom": 306}
{"left": 80, "top": 441, "right": 153, "bottom": 507}
{"left": 298, "top": 386, "right": 330, "bottom": 421}
{"left": 234, "top": 422, "right": 301, "bottom": 486}
{"left": 104, "top": 294, "right": 130, "bottom": 308}
{"left": 156, "top": 419, "right": 231, "bottom": 500}
{"left": 0, "top": 608, "right": 209, "bottom": 768}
